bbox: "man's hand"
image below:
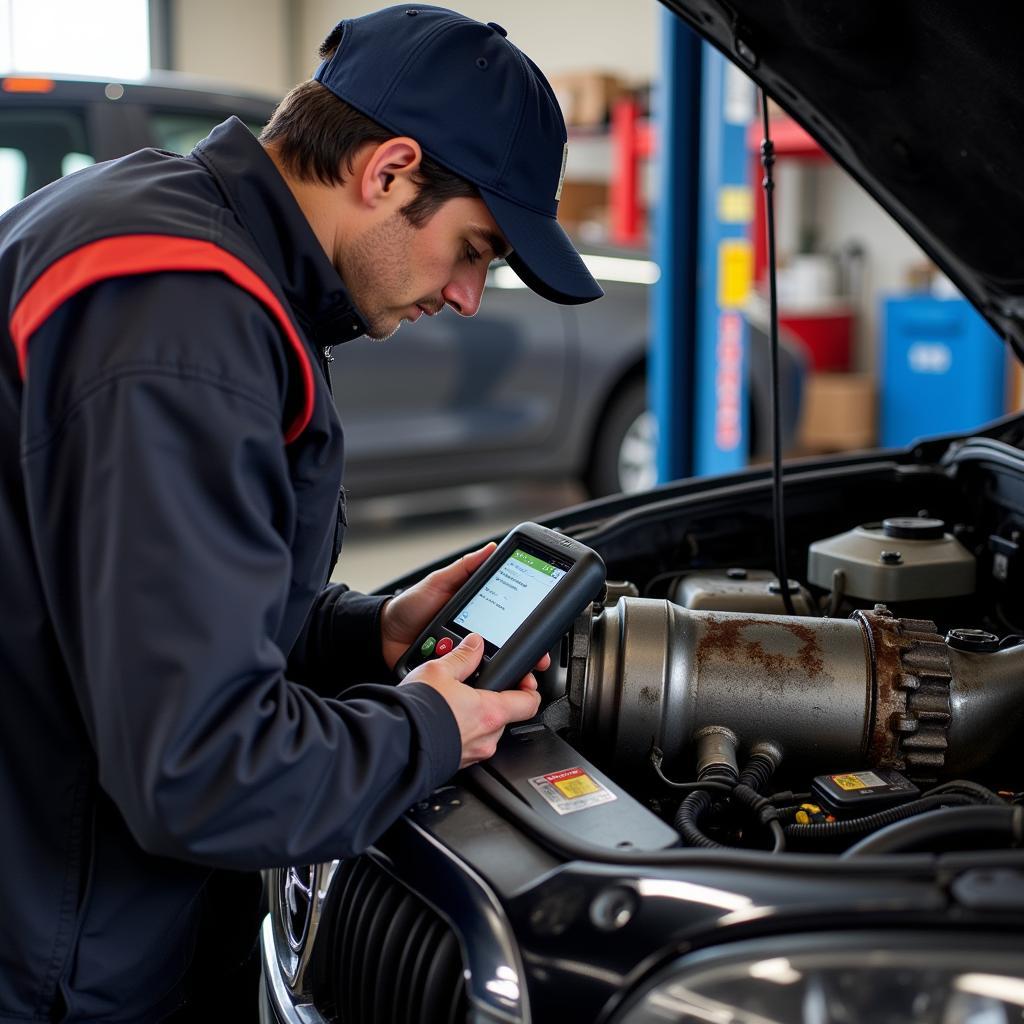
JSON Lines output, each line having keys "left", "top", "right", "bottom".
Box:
{"left": 380, "top": 542, "right": 497, "bottom": 671}
{"left": 380, "top": 542, "right": 552, "bottom": 678}
{"left": 400, "top": 634, "right": 541, "bottom": 767}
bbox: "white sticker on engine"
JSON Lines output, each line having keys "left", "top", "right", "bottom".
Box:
{"left": 528, "top": 767, "right": 617, "bottom": 815}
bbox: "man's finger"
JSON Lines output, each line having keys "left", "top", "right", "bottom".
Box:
{"left": 430, "top": 542, "right": 496, "bottom": 591}
{"left": 438, "top": 633, "right": 486, "bottom": 682}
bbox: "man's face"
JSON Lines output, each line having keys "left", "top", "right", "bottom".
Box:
{"left": 338, "top": 195, "right": 509, "bottom": 341}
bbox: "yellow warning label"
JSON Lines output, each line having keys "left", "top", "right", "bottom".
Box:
{"left": 718, "top": 186, "right": 754, "bottom": 224}
{"left": 553, "top": 774, "right": 601, "bottom": 799}
{"left": 832, "top": 773, "right": 869, "bottom": 791}
{"left": 718, "top": 239, "right": 753, "bottom": 310}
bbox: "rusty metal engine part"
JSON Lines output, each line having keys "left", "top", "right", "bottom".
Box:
{"left": 807, "top": 517, "right": 975, "bottom": 602}
{"left": 574, "top": 599, "right": 1024, "bottom": 784}
{"left": 671, "top": 569, "right": 815, "bottom": 615}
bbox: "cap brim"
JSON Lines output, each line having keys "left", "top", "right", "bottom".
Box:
{"left": 479, "top": 188, "right": 603, "bottom": 305}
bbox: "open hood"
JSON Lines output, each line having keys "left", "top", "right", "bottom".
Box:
{"left": 662, "top": 0, "right": 1024, "bottom": 361}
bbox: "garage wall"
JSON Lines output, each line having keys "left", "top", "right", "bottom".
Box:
{"left": 290, "top": 0, "right": 658, "bottom": 87}
{"left": 172, "top": 0, "right": 658, "bottom": 95}
{"left": 172, "top": 0, "right": 295, "bottom": 96}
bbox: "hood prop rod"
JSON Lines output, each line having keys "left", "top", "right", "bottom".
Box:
{"left": 760, "top": 89, "right": 796, "bottom": 616}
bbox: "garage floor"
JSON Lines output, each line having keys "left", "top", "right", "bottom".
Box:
{"left": 332, "top": 481, "right": 586, "bottom": 593}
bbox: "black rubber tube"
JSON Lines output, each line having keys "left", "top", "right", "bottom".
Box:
{"left": 842, "top": 806, "right": 1024, "bottom": 857}
{"left": 786, "top": 794, "right": 975, "bottom": 843}
{"left": 673, "top": 790, "right": 720, "bottom": 848}
{"left": 736, "top": 752, "right": 776, "bottom": 795}
{"left": 673, "top": 763, "right": 737, "bottom": 849}
{"left": 674, "top": 755, "right": 779, "bottom": 850}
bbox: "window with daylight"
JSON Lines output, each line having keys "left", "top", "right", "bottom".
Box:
{"left": 0, "top": 0, "right": 150, "bottom": 79}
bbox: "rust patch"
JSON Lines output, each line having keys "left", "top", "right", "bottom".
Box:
{"left": 858, "top": 609, "right": 913, "bottom": 767}
{"left": 696, "top": 617, "right": 745, "bottom": 664}
{"left": 695, "top": 615, "right": 827, "bottom": 685}
{"left": 638, "top": 685, "right": 660, "bottom": 709}
{"left": 782, "top": 622, "right": 826, "bottom": 677}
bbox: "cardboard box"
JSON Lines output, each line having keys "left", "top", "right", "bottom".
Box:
{"left": 797, "top": 372, "right": 876, "bottom": 453}
{"left": 556, "top": 180, "right": 608, "bottom": 234}
{"left": 548, "top": 71, "right": 627, "bottom": 128}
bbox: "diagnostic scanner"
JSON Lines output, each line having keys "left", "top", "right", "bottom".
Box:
{"left": 394, "top": 522, "right": 606, "bottom": 692}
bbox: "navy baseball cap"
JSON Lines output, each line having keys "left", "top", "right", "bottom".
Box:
{"left": 313, "top": 4, "right": 603, "bottom": 305}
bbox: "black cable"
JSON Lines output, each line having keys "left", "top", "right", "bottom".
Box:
{"left": 786, "top": 793, "right": 975, "bottom": 844}
{"left": 674, "top": 790, "right": 722, "bottom": 848}
{"left": 923, "top": 779, "right": 1006, "bottom": 806}
{"left": 650, "top": 747, "right": 736, "bottom": 794}
{"left": 842, "top": 805, "right": 1024, "bottom": 857}
{"left": 767, "top": 790, "right": 811, "bottom": 805}
{"left": 760, "top": 90, "right": 796, "bottom": 617}
{"left": 675, "top": 753, "right": 782, "bottom": 853}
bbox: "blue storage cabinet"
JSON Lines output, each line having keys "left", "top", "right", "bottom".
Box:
{"left": 881, "top": 295, "right": 1006, "bottom": 447}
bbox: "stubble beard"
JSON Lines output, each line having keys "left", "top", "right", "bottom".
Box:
{"left": 337, "top": 213, "right": 417, "bottom": 342}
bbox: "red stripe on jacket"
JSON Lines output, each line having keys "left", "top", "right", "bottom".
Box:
{"left": 8, "top": 234, "right": 315, "bottom": 444}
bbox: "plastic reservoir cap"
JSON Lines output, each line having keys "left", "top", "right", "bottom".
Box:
{"left": 882, "top": 517, "right": 945, "bottom": 540}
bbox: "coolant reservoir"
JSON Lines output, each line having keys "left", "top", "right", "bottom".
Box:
{"left": 807, "top": 517, "right": 974, "bottom": 601}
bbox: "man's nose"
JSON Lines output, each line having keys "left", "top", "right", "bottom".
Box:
{"left": 442, "top": 269, "right": 485, "bottom": 317}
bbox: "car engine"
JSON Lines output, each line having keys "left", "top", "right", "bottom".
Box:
{"left": 544, "top": 483, "right": 1024, "bottom": 859}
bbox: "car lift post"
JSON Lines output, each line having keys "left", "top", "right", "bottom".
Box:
{"left": 650, "top": 11, "right": 702, "bottom": 484}
{"left": 652, "top": 23, "right": 754, "bottom": 481}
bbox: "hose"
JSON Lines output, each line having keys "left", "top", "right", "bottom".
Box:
{"left": 675, "top": 751, "right": 782, "bottom": 851}
{"left": 842, "top": 805, "right": 1024, "bottom": 857}
{"left": 673, "top": 763, "right": 736, "bottom": 850}
{"left": 785, "top": 793, "right": 976, "bottom": 844}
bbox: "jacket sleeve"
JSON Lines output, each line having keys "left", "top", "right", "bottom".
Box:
{"left": 19, "top": 274, "right": 461, "bottom": 870}
{"left": 287, "top": 585, "right": 397, "bottom": 693}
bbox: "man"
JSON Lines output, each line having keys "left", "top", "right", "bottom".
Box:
{"left": 0, "top": 5, "right": 602, "bottom": 1022}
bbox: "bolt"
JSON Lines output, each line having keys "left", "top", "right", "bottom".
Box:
{"left": 590, "top": 886, "right": 638, "bottom": 932}
{"left": 880, "top": 550, "right": 903, "bottom": 565}
{"left": 726, "top": 567, "right": 747, "bottom": 580}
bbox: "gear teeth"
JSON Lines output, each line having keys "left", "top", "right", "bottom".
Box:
{"left": 860, "top": 610, "right": 953, "bottom": 781}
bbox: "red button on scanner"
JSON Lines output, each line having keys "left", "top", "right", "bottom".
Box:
{"left": 434, "top": 636, "right": 454, "bottom": 656}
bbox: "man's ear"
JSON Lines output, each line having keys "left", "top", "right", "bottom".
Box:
{"left": 358, "top": 137, "right": 422, "bottom": 208}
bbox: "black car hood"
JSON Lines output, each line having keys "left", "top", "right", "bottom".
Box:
{"left": 663, "top": 0, "right": 1024, "bottom": 361}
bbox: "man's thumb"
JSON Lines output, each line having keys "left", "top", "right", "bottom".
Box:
{"left": 443, "top": 634, "right": 485, "bottom": 681}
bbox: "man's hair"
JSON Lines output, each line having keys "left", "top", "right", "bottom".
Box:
{"left": 259, "top": 26, "right": 479, "bottom": 227}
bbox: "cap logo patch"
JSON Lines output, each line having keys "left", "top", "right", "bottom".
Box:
{"left": 555, "top": 143, "right": 568, "bottom": 202}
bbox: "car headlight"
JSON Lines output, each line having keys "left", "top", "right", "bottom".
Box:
{"left": 614, "top": 932, "right": 1024, "bottom": 1023}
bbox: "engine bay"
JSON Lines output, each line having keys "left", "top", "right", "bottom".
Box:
{"left": 495, "top": 436, "right": 1024, "bottom": 861}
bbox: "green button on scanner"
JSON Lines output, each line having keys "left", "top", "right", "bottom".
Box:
{"left": 420, "top": 636, "right": 437, "bottom": 657}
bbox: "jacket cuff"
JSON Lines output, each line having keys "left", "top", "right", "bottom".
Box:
{"left": 287, "top": 585, "right": 395, "bottom": 692}
{"left": 389, "top": 682, "right": 462, "bottom": 784}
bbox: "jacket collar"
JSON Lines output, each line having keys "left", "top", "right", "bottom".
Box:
{"left": 192, "top": 117, "right": 369, "bottom": 347}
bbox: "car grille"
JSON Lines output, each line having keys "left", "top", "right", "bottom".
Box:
{"left": 321, "top": 855, "right": 468, "bottom": 1024}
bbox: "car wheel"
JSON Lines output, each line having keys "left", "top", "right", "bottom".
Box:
{"left": 586, "top": 379, "right": 658, "bottom": 497}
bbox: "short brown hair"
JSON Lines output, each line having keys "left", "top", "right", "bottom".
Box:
{"left": 260, "top": 27, "right": 479, "bottom": 227}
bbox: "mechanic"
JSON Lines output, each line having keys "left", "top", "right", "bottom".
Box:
{"left": 0, "top": 6, "right": 602, "bottom": 1022}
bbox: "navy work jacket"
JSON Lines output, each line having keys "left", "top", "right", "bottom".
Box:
{"left": 0, "top": 117, "right": 461, "bottom": 1022}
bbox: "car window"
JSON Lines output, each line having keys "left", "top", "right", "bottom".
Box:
{"left": 149, "top": 112, "right": 264, "bottom": 155}
{"left": 0, "top": 107, "right": 91, "bottom": 214}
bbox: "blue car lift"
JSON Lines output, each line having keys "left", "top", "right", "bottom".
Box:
{"left": 650, "top": 14, "right": 755, "bottom": 481}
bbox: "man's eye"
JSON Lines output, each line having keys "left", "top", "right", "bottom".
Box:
{"left": 465, "top": 244, "right": 482, "bottom": 264}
